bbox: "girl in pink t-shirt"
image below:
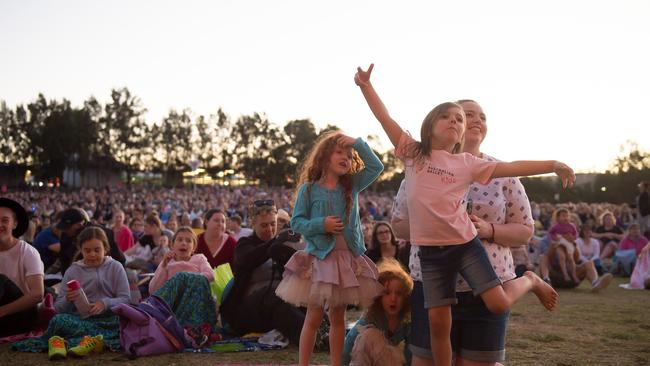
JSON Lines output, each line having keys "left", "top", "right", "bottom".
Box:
{"left": 355, "top": 64, "right": 575, "bottom": 366}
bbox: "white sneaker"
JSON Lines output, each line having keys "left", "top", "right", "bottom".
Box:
{"left": 591, "top": 273, "right": 613, "bottom": 292}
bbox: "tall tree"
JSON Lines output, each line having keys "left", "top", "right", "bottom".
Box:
{"left": 101, "top": 88, "right": 148, "bottom": 185}
{"left": 0, "top": 101, "right": 16, "bottom": 163}
{"left": 278, "top": 119, "right": 318, "bottom": 184}
{"left": 153, "top": 109, "right": 193, "bottom": 185}
{"left": 27, "top": 99, "right": 98, "bottom": 182}
{"left": 212, "top": 108, "right": 234, "bottom": 173}
{"left": 611, "top": 140, "right": 650, "bottom": 173}
{"left": 231, "top": 113, "right": 284, "bottom": 185}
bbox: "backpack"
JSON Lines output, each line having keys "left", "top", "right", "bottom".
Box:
{"left": 112, "top": 295, "right": 191, "bottom": 358}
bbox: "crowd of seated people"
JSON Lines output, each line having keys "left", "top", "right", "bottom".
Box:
{"left": 2, "top": 184, "right": 650, "bottom": 361}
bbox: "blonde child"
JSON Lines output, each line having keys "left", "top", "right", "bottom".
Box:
{"left": 342, "top": 259, "right": 413, "bottom": 366}
{"left": 355, "top": 64, "right": 574, "bottom": 366}
{"left": 148, "top": 227, "right": 214, "bottom": 294}
{"left": 151, "top": 234, "right": 170, "bottom": 267}
{"left": 275, "top": 131, "right": 384, "bottom": 366}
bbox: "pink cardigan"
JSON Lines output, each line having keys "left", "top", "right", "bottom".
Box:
{"left": 148, "top": 253, "right": 215, "bottom": 294}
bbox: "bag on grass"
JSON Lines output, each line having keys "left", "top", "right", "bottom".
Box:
{"left": 112, "top": 295, "right": 191, "bottom": 358}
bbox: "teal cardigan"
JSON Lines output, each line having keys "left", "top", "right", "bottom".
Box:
{"left": 291, "top": 137, "right": 383, "bottom": 260}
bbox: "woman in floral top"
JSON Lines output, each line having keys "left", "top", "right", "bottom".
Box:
{"left": 394, "top": 100, "right": 535, "bottom": 366}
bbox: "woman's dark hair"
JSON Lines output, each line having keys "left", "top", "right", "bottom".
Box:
{"left": 371, "top": 221, "right": 397, "bottom": 252}
{"left": 203, "top": 209, "right": 226, "bottom": 229}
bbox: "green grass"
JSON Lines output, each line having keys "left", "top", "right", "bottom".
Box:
{"left": 2, "top": 277, "right": 648, "bottom": 365}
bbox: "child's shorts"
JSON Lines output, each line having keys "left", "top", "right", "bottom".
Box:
{"left": 409, "top": 282, "right": 508, "bottom": 363}
{"left": 419, "top": 236, "right": 501, "bottom": 308}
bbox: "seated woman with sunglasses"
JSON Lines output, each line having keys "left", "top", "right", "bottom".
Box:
{"left": 220, "top": 199, "right": 308, "bottom": 346}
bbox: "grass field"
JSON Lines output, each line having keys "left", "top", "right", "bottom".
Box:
{"left": 2, "top": 277, "right": 648, "bottom": 366}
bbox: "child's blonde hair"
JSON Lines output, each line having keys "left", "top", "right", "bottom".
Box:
{"left": 295, "top": 130, "right": 365, "bottom": 223}
{"left": 550, "top": 207, "right": 570, "bottom": 225}
{"left": 365, "top": 259, "right": 413, "bottom": 323}
{"left": 400, "top": 102, "right": 465, "bottom": 165}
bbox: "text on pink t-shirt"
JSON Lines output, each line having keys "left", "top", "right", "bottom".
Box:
{"left": 396, "top": 133, "right": 497, "bottom": 246}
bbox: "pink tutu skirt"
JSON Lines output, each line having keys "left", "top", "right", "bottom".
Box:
{"left": 275, "top": 235, "right": 383, "bottom": 309}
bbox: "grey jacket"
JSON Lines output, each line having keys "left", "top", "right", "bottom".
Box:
{"left": 54, "top": 256, "right": 130, "bottom": 314}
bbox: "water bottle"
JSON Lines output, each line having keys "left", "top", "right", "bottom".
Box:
{"left": 67, "top": 280, "right": 91, "bottom": 318}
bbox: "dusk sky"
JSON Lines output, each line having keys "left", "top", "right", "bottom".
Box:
{"left": 2, "top": 0, "right": 649, "bottom": 172}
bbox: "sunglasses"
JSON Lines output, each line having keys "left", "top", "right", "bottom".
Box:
{"left": 253, "top": 199, "right": 275, "bottom": 207}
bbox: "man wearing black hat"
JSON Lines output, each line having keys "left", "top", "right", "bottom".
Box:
{"left": 0, "top": 197, "right": 45, "bottom": 337}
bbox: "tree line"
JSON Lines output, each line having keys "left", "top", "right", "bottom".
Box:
{"left": 0, "top": 88, "right": 402, "bottom": 188}
{"left": 2, "top": 88, "right": 649, "bottom": 203}
{"left": 521, "top": 140, "right": 650, "bottom": 204}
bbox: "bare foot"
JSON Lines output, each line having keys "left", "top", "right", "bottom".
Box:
{"left": 524, "top": 271, "right": 559, "bottom": 311}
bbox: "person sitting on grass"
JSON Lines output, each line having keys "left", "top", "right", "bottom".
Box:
{"left": 13, "top": 226, "right": 130, "bottom": 357}
{"left": 342, "top": 258, "right": 413, "bottom": 366}
{"left": 541, "top": 208, "right": 579, "bottom": 284}
{"left": 148, "top": 227, "right": 218, "bottom": 346}
{"left": 124, "top": 213, "right": 164, "bottom": 272}
{"left": 594, "top": 211, "right": 624, "bottom": 261}
{"left": 149, "top": 227, "right": 214, "bottom": 294}
{"left": 365, "top": 221, "right": 409, "bottom": 269}
{"left": 547, "top": 230, "right": 613, "bottom": 292}
{"left": 195, "top": 209, "right": 237, "bottom": 269}
{"left": 576, "top": 225, "right": 606, "bottom": 275}
{"left": 619, "top": 223, "right": 649, "bottom": 257}
{"left": 614, "top": 223, "right": 649, "bottom": 276}
{"left": 0, "top": 198, "right": 45, "bottom": 337}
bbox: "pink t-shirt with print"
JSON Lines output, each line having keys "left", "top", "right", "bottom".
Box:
{"left": 404, "top": 154, "right": 534, "bottom": 290}
{"left": 396, "top": 133, "right": 497, "bottom": 246}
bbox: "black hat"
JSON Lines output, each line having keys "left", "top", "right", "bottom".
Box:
{"left": 56, "top": 208, "right": 89, "bottom": 230}
{"left": 0, "top": 197, "right": 29, "bottom": 238}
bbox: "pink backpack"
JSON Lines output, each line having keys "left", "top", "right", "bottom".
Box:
{"left": 112, "top": 297, "right": 187, "bottom": 358}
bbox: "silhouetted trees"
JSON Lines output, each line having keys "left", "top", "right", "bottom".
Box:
{"left": 0, "top": 89, "right": 402, "bottom": 188}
